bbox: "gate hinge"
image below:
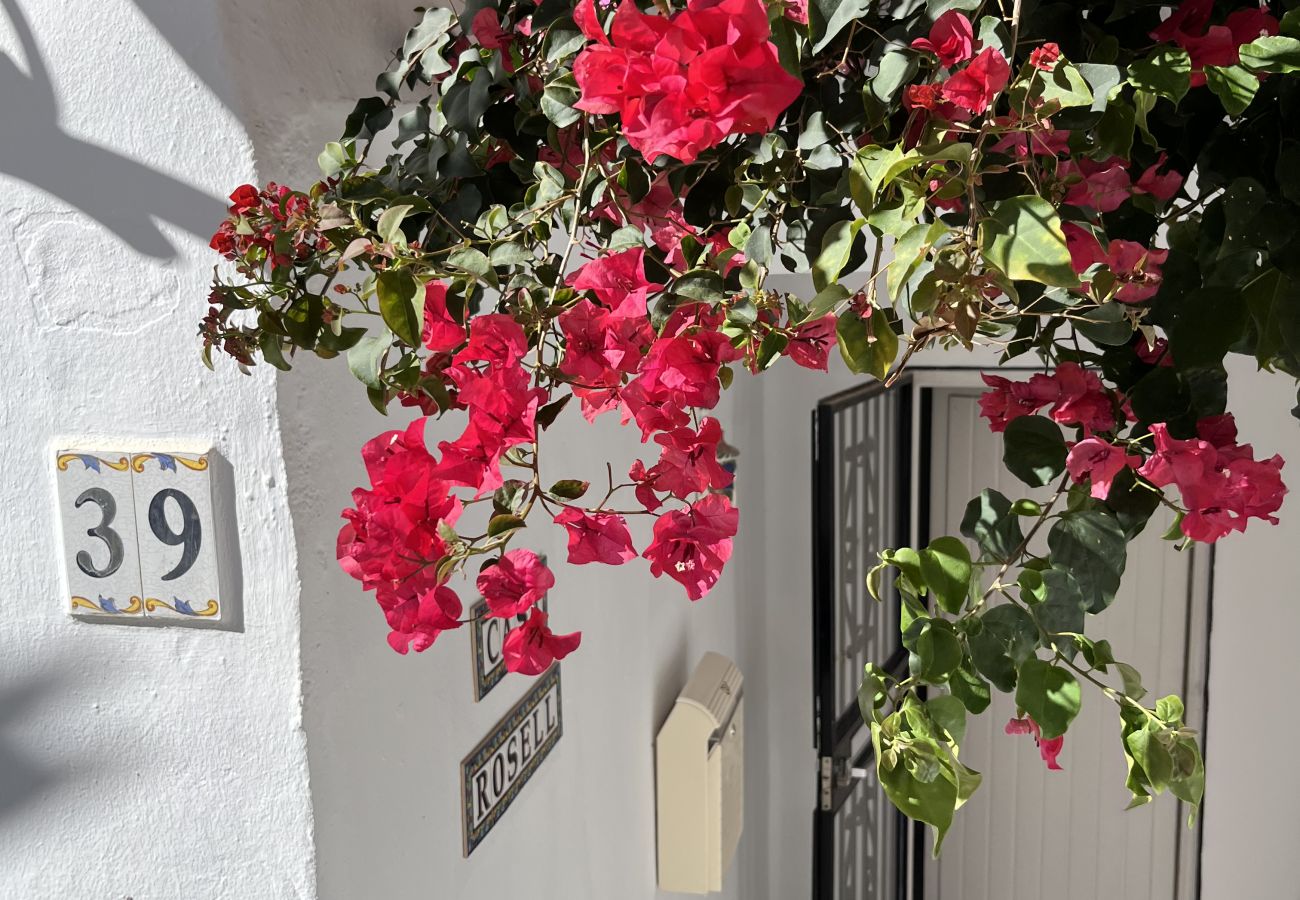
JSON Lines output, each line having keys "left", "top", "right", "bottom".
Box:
{"left": 819, "top": 755, "right": 833, "bottom": 811}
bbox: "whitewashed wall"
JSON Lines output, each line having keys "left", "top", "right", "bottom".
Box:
{"left": 4, "top": 1, "right": 1300, "bottom": 898}
{"left": 0, "top": 0, "right": 314, "bottom": 897}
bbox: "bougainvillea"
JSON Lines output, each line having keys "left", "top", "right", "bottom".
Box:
{"left": 202, "top": 0, "right": 1300, "bottom": 848}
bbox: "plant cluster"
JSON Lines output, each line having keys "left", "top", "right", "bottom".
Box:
{"left": 203, "top": 0, "right": 1300, "bottom": 845}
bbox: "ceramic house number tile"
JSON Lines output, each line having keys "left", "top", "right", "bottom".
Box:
{"left": 55, "top": 451, "right": 146, "bottom": 618}
{"left": 128, "top": 452, "right": 223, "bottom": 622}
{"left": 55, "top": 449, "right": 223, "bottom": 624}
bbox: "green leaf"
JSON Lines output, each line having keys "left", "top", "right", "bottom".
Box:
{"left": 1115, "top": 662, "right": 1147, "bottom": 701}
{"left": 318, "top": 141, "right": 351, "bottom": 178}
{"left": 873, "top": 723, "right": 959, "bottom": 855}
{"left": 448, "top": 247, "right": 492, "bottom": 280}
{"left": 1038, "top": 567, "right": 1086, "bottom": 636}
{"left": 918, "top": 537, "right": 972, "bottom": 615}
{"left": 1128, "top": 46, "right": 1191, "bottom": 104}
{"left": 969, "top": 604, "right": 1039, "bottom": 693}
{"left": 926, "top": 695, "right": 968, "bottom": 746}
{"left": 548, "top": 479, "right": 589, "bottom": 500}
{"left": 949, "top": 664, "right": 992, "bottom": 714}
{"left": 346, "top": 329, "right": 391, "bottom": 389}
{"left": 1047, "top": 510, "right": 1127, "bottom": 613}
{"left": 888, "top": 222, "right": 947, "bottom": 302}
{"left": 1014, "top": 659, "right": 1081, "bottom": 740}
{"left": 1238, "top": 35, "right": 1300, "bottom": 73}
{"left": 910, "top": 620, "right": 963, "bottom": 684}
{"left": 375, "top": 270, "right": 423, "bottom": 347}
{"left": 673, "top": 269, "right": 728, "bottom": 304}
{"left": 541, "top": 74, "right": 583, "bottom": 128}
{"left": 376, "top": 204, "right": 414, "bottom": 246}
{"left": 960, "top": 489, "right": 1025, "bottom": 562}
{"left": 837, "top": 307, "right": 898, "bottom": 381}
{"left": 1001, "top": 416, "right": 1066, "bottom": 487}
{"left": 809, "top": 0, "right": 872, "bottom": 52}
{"left": 980, "top": 197, "right": 1077, "bottom": 288}
{"left": 1205, "top": 65, "right": 1259, "bottom": 116}
{"left": 804, "top": 284, "right": 850, "bottom": 321}
{"left": 812, "top": 219, "right": 865, "bottom": 293}
{"left": 1125, "top": 728, "right": 1173, "bottom": 792}
{"left": 487, "top": 514, "right": 527, "bottom": 538}
{"left": 1037, "top": 62, "right": 1094, "bottom": 111}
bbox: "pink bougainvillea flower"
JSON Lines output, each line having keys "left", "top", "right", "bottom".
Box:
{"left": 1061, "top": 157, "right": 1132, "bottom": 213}
{"left": 1139, "top": 419, "right": 1287, "bottom": 543}
{"left": 978, "top": 372, "right": 1045, "bottom": 432}
{"left": 472, "top": 8, "right": 512, "bottom": 49}
{"left": 502, "top": 608, "right": 581, "bottom": 676}
{"left": 385, "top": 586, "right": 463, "bottom": 655}
{"left": 1136, "top": 335, "right": 1173, "bottom": 367}
{"left": 1106, "top": 241, "right": 1168, "bottom": 304}
{"left": 1006, "top": 716, "right": 1065, "bottom": 771}
{"left": 477, "top": 549, "right": 556, "bottom": 618}
{"left": 1029, "top": 42, "right": 1062, "bottom": 71}
{"left": 1151, "top": 0, "right": 1214, "bottom": 43}
{"left": 574, "top": 0, "right": 609, "bottom": 44}
{"left": 912, "top": 10, "right": 976, "bottom": 68}
{"left": 422, "top": 281, "right": 465, "bottom": 353}
{"left": 979, "top": 364, "right": 1118, "bottom": 435}
{"left": 637, "top": 416, "right": 734, "bottom": 500}
{"left": 1067, "top": 437, "right": 1143, "bottom": 500}
{"left": 228, "top": 184, "right": 259, "bottom": 214}
{"left": 554, "top": 507, "right": 638, "bottom": 565}
{"left": 1042, "top": 362, "right": 1118, "bottom": 433}
{"left": 1134, "top": 154, "right": 1184, "bottom": 202}
{"left": 434, "top": 421, "right": 506, "bottom": 496}
{"left": 453, "top": 313, "right": 529, "bottom": 368}
{"left": 568, "top": 247, "right": 664, "bottom": 318}
{"left": 1061, "top": 222, "right": 1105, "bottom": 275}
{"left": 941, "top": 47, "right": 1011, "bottom": 114}
{"left": 451, "top": 363, "right": 546, "bottom": 450}
{"left": 643, "top": 492, "right": 739, "bottom": 600}
{"left": 781, "top": 0, "right": 808, "bottom": 25}
{"left": 573, "top": 0, "right": 803, "bottom": 163}
{"left": 786, "top": 313, "right": 838, "bottom": 371}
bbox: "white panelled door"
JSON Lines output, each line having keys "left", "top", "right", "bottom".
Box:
{"left": 921, "top": 385, "right": 1209, "bottom": 900}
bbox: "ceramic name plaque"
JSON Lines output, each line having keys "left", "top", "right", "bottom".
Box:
{"left": 54, "top": 449, "right": 225, "bottom": 624}
{"left": 469, "top": 589, "right": 550, "bottom": 701}
{"left": 460, "top": 664, "right": 562, "bottom": 857}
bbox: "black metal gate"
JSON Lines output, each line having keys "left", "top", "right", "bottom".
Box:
{"left": 811, "top": 378, "right": 917, "bottom": 900}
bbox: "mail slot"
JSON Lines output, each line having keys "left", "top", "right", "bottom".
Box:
{"left": 655, "top": 651, "right": 744, "bottom": 894}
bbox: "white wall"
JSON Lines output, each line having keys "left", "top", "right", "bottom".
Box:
{"left": 0, "top": 0, "right": 314, "bottom": 896}
{"left": 1200, "top": 358, "right": 1300, "bottom": 898}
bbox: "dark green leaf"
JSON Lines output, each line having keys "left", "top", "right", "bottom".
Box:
{"left": 1014, "top": 659, "right": 1081, "bottom": 740}
{"left": 969, "top": 605, "right": 1039, "bottom": 693}
{"left": 376, "top": 270, "right": 423, "bottom": 347}
{"left": 1048, "top": 510, "right": 1127, "bottom": 613}
{"left": 980, "top": 196, "right": 1077, "bottom": 288}
{"left": 960, "top": 489, "right": 1025, "bottom": 562}
{"left": 918, "top": 537, "right": 973, "bottom": 615}
{"left": 1002, "top": 416, "right": 1066, "bottom": 487}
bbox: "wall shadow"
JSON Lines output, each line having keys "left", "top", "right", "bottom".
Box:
{"left": 0, "top": 0, "right": 225, "bottom": 260}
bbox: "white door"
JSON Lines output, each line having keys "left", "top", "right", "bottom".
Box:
{"left": 920, "top": 384, "right": 1209, "bottom": 900}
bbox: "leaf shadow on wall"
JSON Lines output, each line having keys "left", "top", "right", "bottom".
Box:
{"left": 0, "top": 0, "right": 226, "bottom": 260}
{"left": 0, "top": 672, "right": 66, "bottom": 825}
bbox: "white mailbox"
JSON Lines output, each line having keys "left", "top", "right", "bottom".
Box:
{"left": 655, "top": 652, "right": 743, "bottom": 895}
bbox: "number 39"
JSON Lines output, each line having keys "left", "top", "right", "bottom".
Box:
{"left": 75, "top": 487, "right": 202, "bottom": 581}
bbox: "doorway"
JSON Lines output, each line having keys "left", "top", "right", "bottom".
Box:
{"left": 811, "top": 371, "right": 1211, "bottom": 900}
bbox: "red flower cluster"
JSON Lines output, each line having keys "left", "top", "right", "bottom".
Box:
{"left": 340, "top": 257, "right": 745, "bottom": 668}
{"left": 1139, "top": 415, "right": 1286, "bottom": 543}
{"left": 1152, "top": 0, "right": 1278, "bottom": 87}
{"left": 979, "top": 363, "right": 1122, "bottom": 435}
{"left": 336, "top": 419, "right": 465, "bottom": 654}
{"left": 572, "top": 0, "right": 803, "bottom": 163}
{"left": 209, "top": 183, "right": 328, "bottom": 270}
